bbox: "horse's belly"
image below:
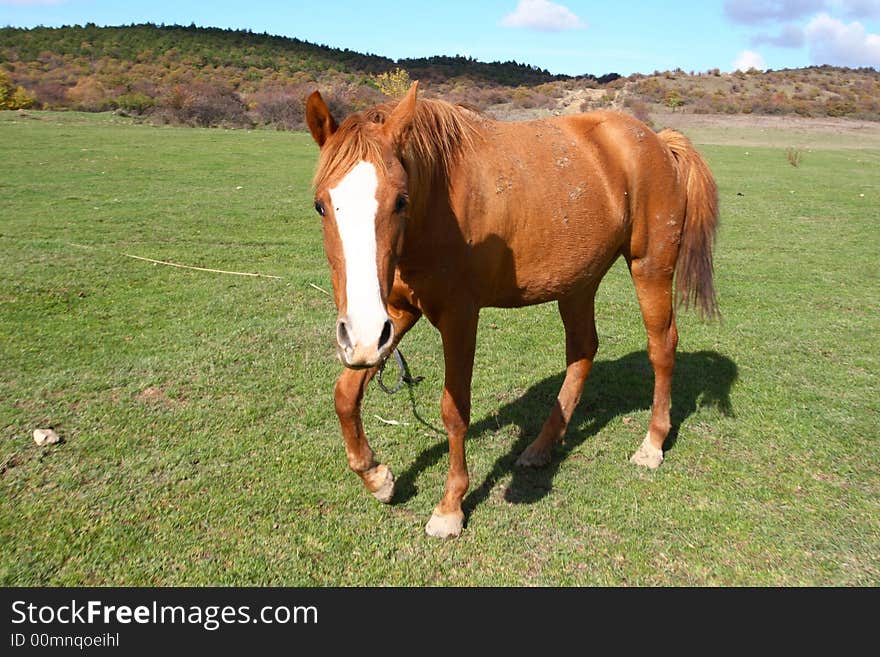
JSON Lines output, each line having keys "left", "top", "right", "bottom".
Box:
{"left": 472, "top": 212, "right": 624, "bottom": 308}
{"left": 517, "top": 242, "right": 619, "bottom": 305}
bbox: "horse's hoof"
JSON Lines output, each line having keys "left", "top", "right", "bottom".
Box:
{"left": 425, "top": 511, "right": 464, "bottom": 539}
{"left": 630, "top": 435, "right": 664, "bottom": 470}
{"left": 516, "top": 445, "right": 551, "bottom": 468}
{"left": 366, "top": 464, "right": 395, "bottom": 504}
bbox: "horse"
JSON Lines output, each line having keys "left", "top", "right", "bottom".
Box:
{"left": 305, "top": 82, "right": 718, "bottom": 538}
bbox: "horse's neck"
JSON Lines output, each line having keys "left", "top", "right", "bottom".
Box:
{"left": 401, "top": 167, "right": 464, "bottom": 264}
{"left": 400, "top": 107, "right": 480, "bottom": 254}
{"left": 404, "top": 157, "right": 450, "bottom": 224}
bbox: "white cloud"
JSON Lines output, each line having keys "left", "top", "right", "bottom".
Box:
{"left": 732, "top": 49, "right": 767, "bottom": 70}
{"left": 500, "top": 0, "right": 587, "bottom": 32}
{"left": 724, "top": 0, "right": 825, "bottom": 24}
{"left": 726, "top": 0, "right": 880, "bottom": 66}
{"left": 805, "top": 12, "right": 880, "bottom": 65}
{"left": 751, "top": 24, "right": 806, "bottom": 47}
{"left": 724, "top": 0, "right": 880, "bottom": 22}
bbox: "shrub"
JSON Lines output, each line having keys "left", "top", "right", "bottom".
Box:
{"left": 825, "top": 99, "right": 856, "bottom": 117}
{"left": 1, "top": 70, "right": 38, "bottom": 109}
{"left": 511, "top": 87, "right": 533, "bottom": 108}
{"left": 437, "top": 83, "right": 509, "bottom": 110}
{"left": 8, "top": 85, "right": 37, "bottom": 109}
{"left": 792, "top": 100, "right": 814, "bottom": 117}
{"left": 248, "top": 85, "right": 313, "bottom": 129}
{"left": 187, "top": 89, "right": 248, "bottom": 126}
{"left": 30, "top": 80, "right": 69, "bottom": 108}
{"left": 509, "top": 87, "right": 555, "bottom": 110}
{"left": 535, "top": 82, "right": 563, "bottom": 98}
{"left": 665, "top": 90, "right": 684, "bottom": 111}
{"left": 322, "top": 83, "right": 384, "bottom": 120}
{"left": 0, "top": 70, "right": 12, "bottom": 108}
{"left": 115, "top": 92, "right": 154, "bottom": 114}
{"left": 66, "top": 75, "right": 115, "bottom": 111}
{"left": 372, "top": 67, "right": 412, "bottom": 99}
{"left": 625, "top": 98, "right": 652, "bottom": 124}
{"left": 157, "top": 82, "right": 249, "bottom": 127}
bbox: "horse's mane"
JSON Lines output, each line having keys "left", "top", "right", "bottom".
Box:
{"left": 313, "top": 98, "right": 481, "bottom": 190}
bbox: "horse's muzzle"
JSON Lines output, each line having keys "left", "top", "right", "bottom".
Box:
{"left": 336, "top": 317, "right": 395, "bottom": 369}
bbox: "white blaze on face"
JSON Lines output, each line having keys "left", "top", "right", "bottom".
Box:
{"left": 328, "top": 160, "right": 388, "bottom": 350}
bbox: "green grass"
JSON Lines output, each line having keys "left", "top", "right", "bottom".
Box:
{"left": 1, "top": 110, "right": 878, "bottom": 585}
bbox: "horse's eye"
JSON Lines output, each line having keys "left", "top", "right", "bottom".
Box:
{"left": 394, "top": 195, "right": 408, "bottom": 214}
{"left": 314, "top": 200, "right": 325, "bottom": 217}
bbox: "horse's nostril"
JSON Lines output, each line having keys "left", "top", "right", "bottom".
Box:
{"left": 337, "top": 320, "right": 352, "bottom": 351}
{"left": 378, "top": 319, "right": 394, "bottom": 351}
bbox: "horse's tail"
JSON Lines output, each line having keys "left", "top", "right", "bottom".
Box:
{"left": 658, "top": 129, "right": 720, "bottom": 319}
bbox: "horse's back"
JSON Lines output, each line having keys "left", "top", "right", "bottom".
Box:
{"left": 448, "top": 110, "right": 680, "bottom": 306}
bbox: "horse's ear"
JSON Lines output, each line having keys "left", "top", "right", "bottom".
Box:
{"left": 306, "top": 90, "right": 338, "bottom": 148}
{"left": 384, "top": 81, "right": 419, "bottom": 146}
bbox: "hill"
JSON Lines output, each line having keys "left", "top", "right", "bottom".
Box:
{"left": 1, "top": 24, "right": 877, "bottom": 127}
{"left": 0, "top": 23, "right": 592, "bottom": 123}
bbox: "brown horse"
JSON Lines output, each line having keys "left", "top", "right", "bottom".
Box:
{"left": 306, "top": 83, "right": 718, "bottom": 538}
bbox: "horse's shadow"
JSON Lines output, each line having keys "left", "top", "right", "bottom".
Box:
{"left": 393, "top": 350, "right": 737, "bottom": 520}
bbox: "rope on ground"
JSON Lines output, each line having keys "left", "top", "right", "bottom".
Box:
{"left": 67, "top": 243, "right": 283, "bottom": 279}
{"left": 122, "top": 253, "right": 283, "bottom": 279}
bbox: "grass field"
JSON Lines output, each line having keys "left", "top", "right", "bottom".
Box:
{"left": 1, "top": 110, "right": 878, "bottom": 586}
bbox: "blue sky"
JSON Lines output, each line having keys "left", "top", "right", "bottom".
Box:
{"left": 2, "top": 1, "right": 879, "bottom": 75}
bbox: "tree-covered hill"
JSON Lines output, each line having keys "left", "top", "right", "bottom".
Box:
{"left": 1, "top": 23, "right": 587, "bottom": 116}
{"left": 1, "top": 23, "right": 876, "bottom": 127}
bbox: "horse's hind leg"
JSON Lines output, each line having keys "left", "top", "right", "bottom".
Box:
{"left": 517, "top": 288, "right": 599, "bottom": 467}
{"left": 334, "top": 304, "right": 421, "bottom": 503}
{"left": 628, "top": 262, "right": 678, "bottom": 469}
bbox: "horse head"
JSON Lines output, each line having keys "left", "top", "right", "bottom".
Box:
{"left": 306, "top": 82, "right": 419, "bottom": 369}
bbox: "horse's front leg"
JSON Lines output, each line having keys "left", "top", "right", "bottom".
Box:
{"left": 425, "top": 308, "right": 479, "bottom": 538}
{"left": 334, "top": 367, "right": 394, "bottom": 501}
{"left": 334, "top": 304, "right": 421, "bottom": 503}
